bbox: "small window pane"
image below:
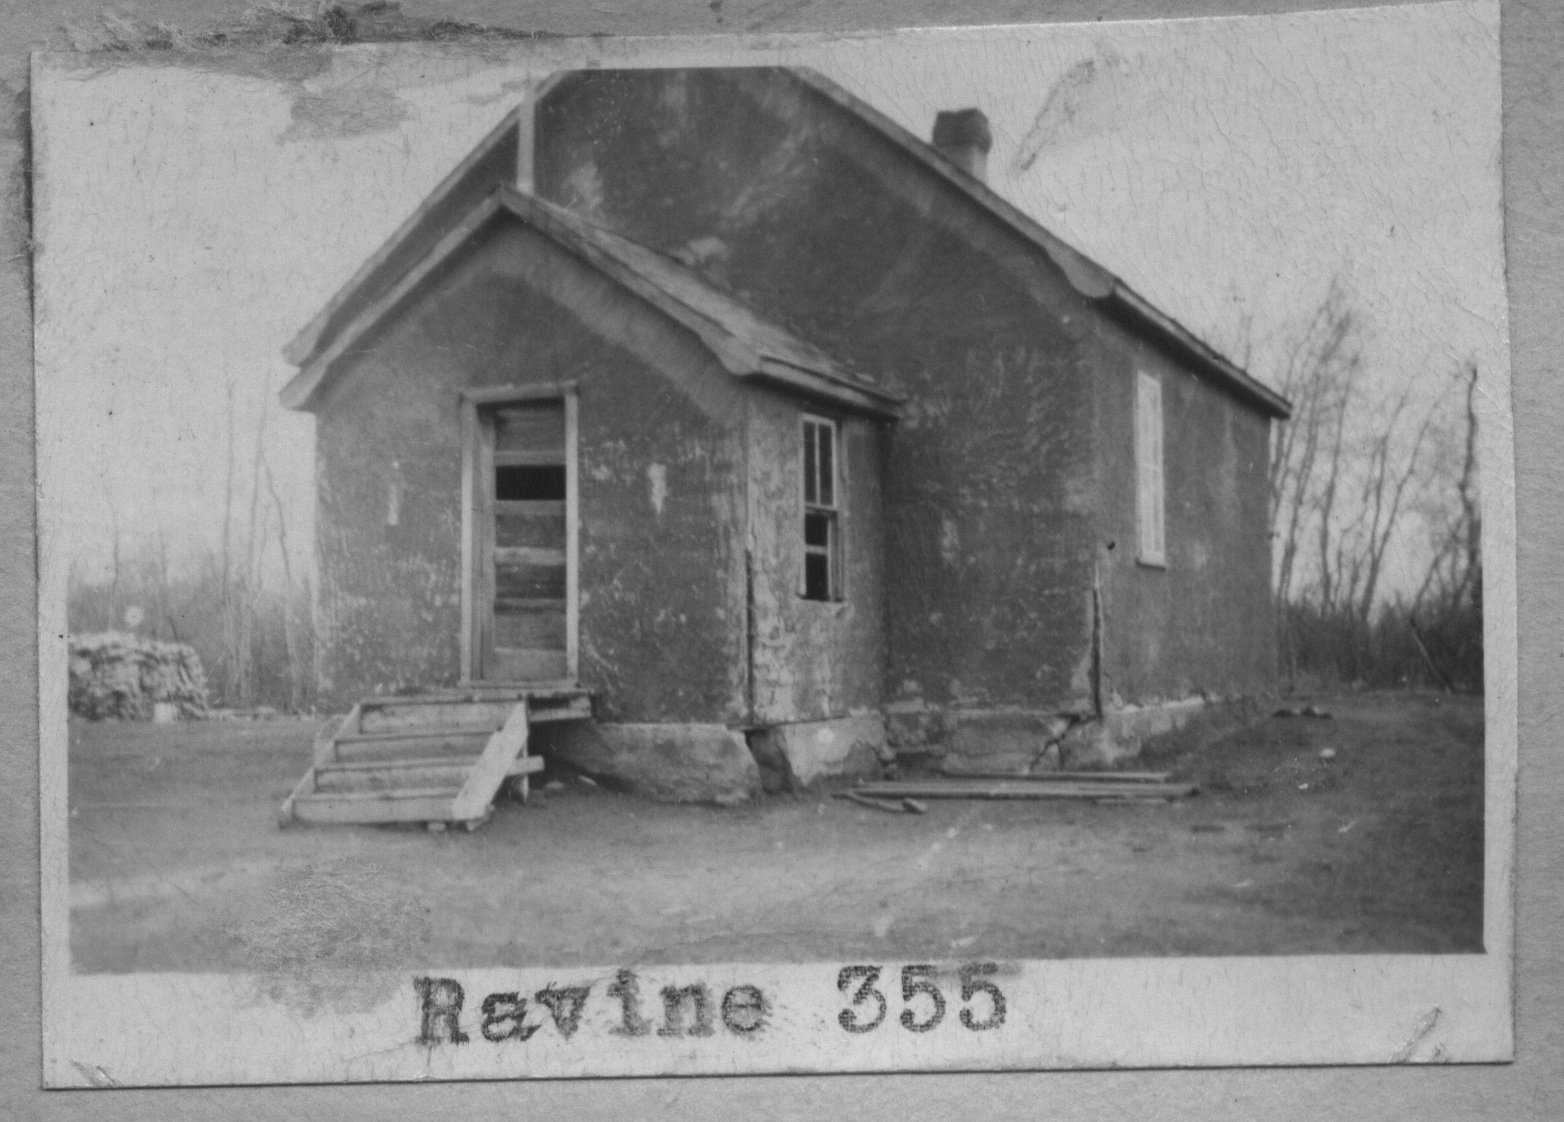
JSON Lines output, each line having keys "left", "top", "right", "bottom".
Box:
{"left": 804, "top": 553, "right": 831, "bottom": 601}
{"left": 804, "top": 511, "right": 830, "bottom": 547}
{"left": 496, "top": 464, "right": 566, "bottom": 501}
{"left": 803, "top": 423, "right": 817, "bottom": 505}
{"left": 818, "top": 425, "right": 834, "bottom": 507}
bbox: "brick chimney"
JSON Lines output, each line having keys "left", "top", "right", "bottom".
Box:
{"left": 932, "top": 108, "right": 993, "bottom": 182}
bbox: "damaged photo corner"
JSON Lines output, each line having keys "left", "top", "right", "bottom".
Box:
{"left": 32, "top": 0, "right": 1514, "bottom": 1087}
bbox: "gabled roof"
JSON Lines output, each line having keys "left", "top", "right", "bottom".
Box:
{"left": 286, "top": 66, "right": 1290, "bottom": 422}
{"left": 784, "top": 69, "right": 1291, "bottom": 421}
{"left": 279, "top": 186, "right": 903, "bottom": 418}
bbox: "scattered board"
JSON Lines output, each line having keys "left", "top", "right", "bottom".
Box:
{"left": 934, "top": 770, "right": 1173, "bottom": 784}
{"left": 852, "top": 779, "right": 1197, "bottom": 802}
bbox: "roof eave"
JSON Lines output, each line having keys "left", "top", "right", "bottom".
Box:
{"left": 282, "top": 195, "right": 507, "bottom": 412}
{"left": 1106, "top": 283, "right": 1293, "bottom": 421}
{"left": 751, "top": 357, "right": 901, "bottom": 419}
{"left": 785, "top": 66, "right": 1291, "bottom": 423}
{"left": 282, "top": 187, "right": 897, "bottom": 420}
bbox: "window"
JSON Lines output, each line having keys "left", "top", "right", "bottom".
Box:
{"left": 1136, "top": 371, "right": 1166, "bottom": 567}
{"left": 802, "top": 415, "right": 842, "bottom": 601}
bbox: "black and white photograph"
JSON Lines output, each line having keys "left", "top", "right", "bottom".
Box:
{"left": 32, "top": 0, "right": 1513, "bottom": 1085}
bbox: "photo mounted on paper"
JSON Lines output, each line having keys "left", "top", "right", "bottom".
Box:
{"left": 33, "top": 0, "right": 1513, "bottom": 1087}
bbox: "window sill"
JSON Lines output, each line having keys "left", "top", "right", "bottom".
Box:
{"left": 1136, "top": 557, "right": 1167, "bottom": 571}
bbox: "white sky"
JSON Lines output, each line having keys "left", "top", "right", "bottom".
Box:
{"left": 34, "top": 2, "right": 1507, "bottom": 599}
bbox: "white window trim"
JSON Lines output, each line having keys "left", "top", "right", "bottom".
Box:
{"left": 1135, "top": 371, "right": 1167, "bottom": 568}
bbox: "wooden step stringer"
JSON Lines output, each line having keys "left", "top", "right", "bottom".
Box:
{"left": 450, "top": 700, "right": 532, "bottom": 822}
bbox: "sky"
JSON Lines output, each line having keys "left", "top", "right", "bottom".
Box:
{"left": 33, "top": 1, "right": 1507, "bottom": 602}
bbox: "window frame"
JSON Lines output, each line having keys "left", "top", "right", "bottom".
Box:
{"left": 801, "top": 413, "right": 845, "bottom": 602}
{"left": 1135, "top": 370, "right": 1167, "bottom": 569}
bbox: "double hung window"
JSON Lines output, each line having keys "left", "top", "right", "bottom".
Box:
{"left": 802, "top": 416, "right": 842, "bottom": 601}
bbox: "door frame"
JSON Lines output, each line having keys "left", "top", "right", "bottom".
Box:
{"left": 459, "top": 381, "right": 579, "bottom": 685}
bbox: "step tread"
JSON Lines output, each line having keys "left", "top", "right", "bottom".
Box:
{"left": 336, "top": 727, "right": 494, "bottom": 744}
{"left": 295, "top": 785, "right": 461, "bottom": 803}
{"left": 315, "top": 755, "right": 545, "bottom": 776}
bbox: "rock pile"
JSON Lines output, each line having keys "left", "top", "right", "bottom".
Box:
{"left": 68, "top": 632, "right": 209, "bottom": 720}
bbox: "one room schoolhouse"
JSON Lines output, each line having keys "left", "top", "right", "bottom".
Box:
{"left": 278, "top": 67, "right": 1291, "bottom": 825}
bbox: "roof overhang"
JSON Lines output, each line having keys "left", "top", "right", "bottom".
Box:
{"left": 785, "top": 68, "right": 1292, "bottom": 422}
{"left": 281, "top": 187, "right": 902, "bottom": 420}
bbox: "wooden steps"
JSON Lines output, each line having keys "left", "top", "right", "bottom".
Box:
{"left": 280, "top": 688, "right": 589, "bottom": 830}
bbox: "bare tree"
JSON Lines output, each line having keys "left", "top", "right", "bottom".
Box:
{"left": 264, "top": 458, "right": 307, "bottom": 712}
{"left": 1267, "top": 277, "right": 1363, "bottom": 609}
{"left": 1413, "top": 361, "right": 1482, "bottom": 614}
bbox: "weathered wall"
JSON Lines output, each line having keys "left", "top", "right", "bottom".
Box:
{"left": 745, "top": 389, "right": 887, "bottom": 723}
{"left": 313, "top": 214, "right": 751, "bottom": 721}
{"left": 537, "top": 68, "right": 1104, "bottom": 714}
{"left": 1087, "top": 321, "right": 1279, "bottom": 704}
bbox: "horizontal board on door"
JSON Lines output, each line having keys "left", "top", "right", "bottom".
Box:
{"left": 491, "top": 647, "right": 569, "bottom": 681}
{"left": 496, "top": 559, "right": 565, "bottom": 599}
{"left": 497, "top": 512, "right": 566, "bottom": 550}
{"left": 495, "top": 405, "right": 565, "bottom": 454}
{"left": 494, "top": 604, "right": 566, "bottom": 649}
{"left": 495, "top": 499, "right": 564, "bottom": 517}
{"left": 495, "top": 546, "right": 564, "bottom": 566}
{"left": 495, "top": 450, "right": 565, "bottom": 468}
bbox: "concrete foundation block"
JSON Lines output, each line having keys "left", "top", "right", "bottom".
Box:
{"left": 1062, "top": 698, "right": 1251, "bottom": 768}
{"left": 883, "top": 701, "right": 949, "bottom": 752}
{"left": 536, "top": 722, "right": 760, "bottom": 805}
{"left": 1058, "top": 719, "right": 1139, "bottom": 769}
{"left": 750, "top": 714, "right": 885, "bottom": 790}
{"left": 1104, "top": 697, "right": 1207, "bottom": 744}
{"left": 941, "top": 710, "right": 1071, "bottom": 774}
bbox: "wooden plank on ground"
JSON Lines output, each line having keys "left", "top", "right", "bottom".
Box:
{"left": 853, "top": 780, "right": 1197, "bottom": 801}
{"left": 450, "top": 701, "right": 531, "bottom": 822}
{"left": 934, "top": 770, "right": 1173, "bottom": 783}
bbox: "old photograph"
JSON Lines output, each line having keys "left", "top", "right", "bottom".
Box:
{"left": 35, "top": 1, "right": 1513, "bottom": 1085}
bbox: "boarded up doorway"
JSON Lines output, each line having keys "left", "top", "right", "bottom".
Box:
{"left": 461, "top": 384, "right": 579, "bottom": 684}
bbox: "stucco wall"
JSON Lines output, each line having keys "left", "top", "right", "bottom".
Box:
{"left": 745, "top": 390, "right": 887, "bottom": 723}
{"left": 537, "top": 67, "right": 1104, "bottom": 713}
{"left": 1087, "top": 323, "right": 1279, "bottom": 704}
{"left": 312, "top": 216, "right": 751, "bottom": 721}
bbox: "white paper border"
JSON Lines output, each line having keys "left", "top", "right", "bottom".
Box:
{"left": 34, "top": 5, "right": 1515, "bottom": 1086}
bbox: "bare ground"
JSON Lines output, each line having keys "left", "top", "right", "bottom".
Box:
{"left": 65, "top": 690, "right": 1483, "bottom": 973}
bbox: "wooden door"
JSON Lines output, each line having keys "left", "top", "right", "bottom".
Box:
{"left": 476, "top": 398, "right": 572, "bottom": 682}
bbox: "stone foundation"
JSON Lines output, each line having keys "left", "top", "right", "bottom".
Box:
{"left": 941, "top": 710, "right": 1071, "bottom": 774}
{"left": 747, "top": 714, "right": 886, "bottom": 792}
{"left": 534, "top": 722, "right": 760, "bottom": 805}
{"left": 888, "top": 696, "right": 1266, "bottom": 772}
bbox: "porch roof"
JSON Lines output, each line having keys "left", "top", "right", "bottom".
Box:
{"left": 280, "top": 186, "right": 902, "bottom": 419}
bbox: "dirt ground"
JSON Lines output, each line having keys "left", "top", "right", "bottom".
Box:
{"left": 66, "top": 690, "right": 1484, "bottom": 973}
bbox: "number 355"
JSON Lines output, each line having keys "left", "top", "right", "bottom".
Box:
{"left": 836, "top": 963, "right": 1006, "bottom": 1034}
